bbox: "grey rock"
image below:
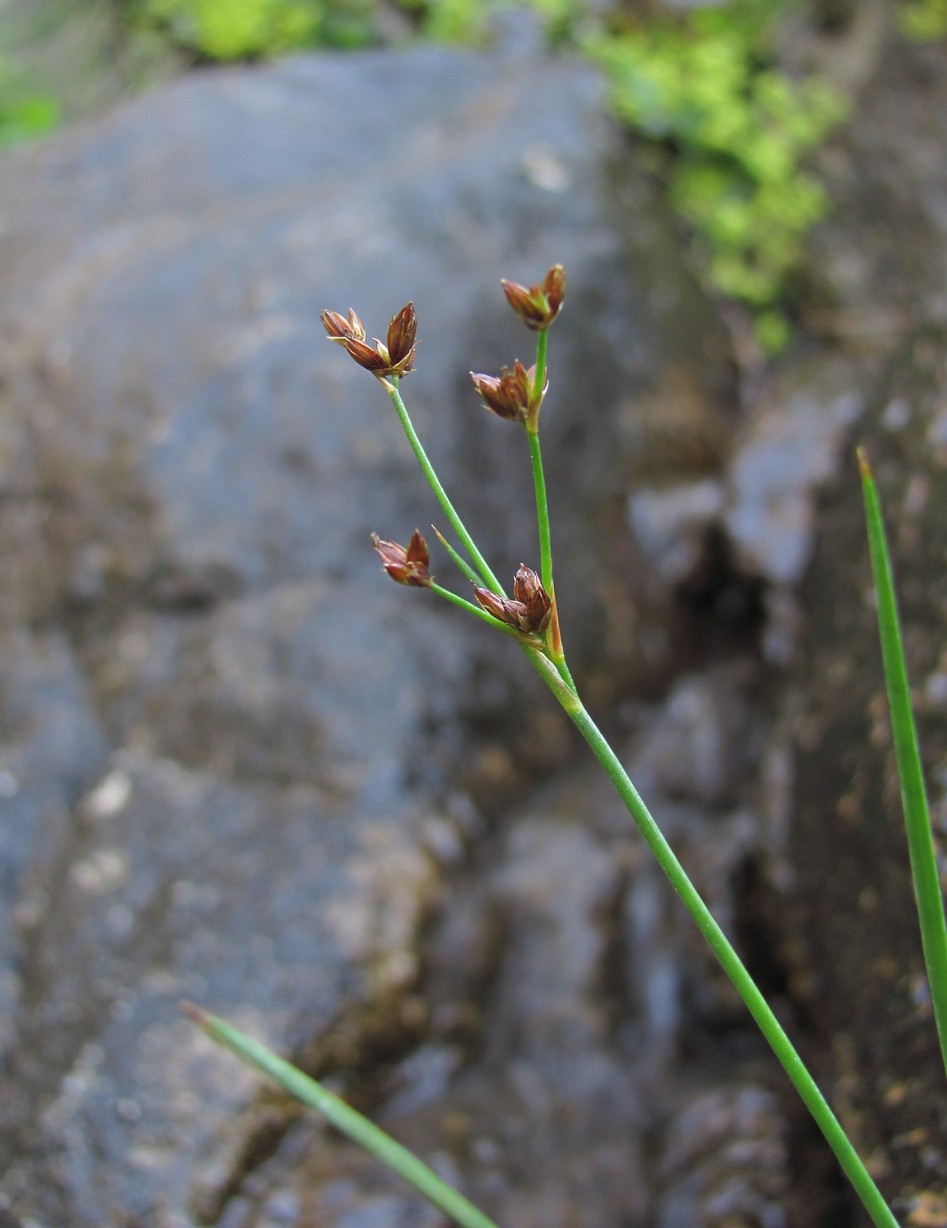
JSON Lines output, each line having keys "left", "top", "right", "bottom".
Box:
{"left": 0, "top": 36, "right": 728, "bottom": 1228}
{"left": 778, "top": 321, "right": 947, "bottom": 1208}
{"left": 656, "top": 1083, "right": 789, "bottom": 1228}
{"left": 724, "top": 379, "right": 862, "bottom": 586}
{"left": 635, "top": 661, "right": 761, "bottom": 810}
{"left": 765, "top": 25, "right": 947, "bottom": 1214}
{"left": 629, "top": 478, "right": 726, "bottom": 586}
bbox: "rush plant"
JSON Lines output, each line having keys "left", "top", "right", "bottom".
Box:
{"left": 186, "top": 268, "right": 946, "bottom": 1228}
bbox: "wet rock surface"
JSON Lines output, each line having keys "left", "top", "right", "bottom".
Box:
{"left": 1, "top": 13, "right": 947, "bottom": 1228}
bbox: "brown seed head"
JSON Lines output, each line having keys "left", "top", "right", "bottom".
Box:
{"left": 541, "top": 264, "right": 565, "bottom": 318}
{"left": 371, "top": 530, "right": 432, "bottom": 587}
{"left": 513, "top": 565, "right": 553, "bottom": 632}
{"left": 473, "top": 566, "right": 552, "bottom": 635}
{"left": 321, "top": 305, "right": 415, "bottom": 380}
{"left": 472, "top": 586, "right": 532, "bottom": 632}
{"left": 500, "top": 264, "right": 566, "bottom": 331}
{"left": 469, "top": 360, "right": 533, "bottom": 424}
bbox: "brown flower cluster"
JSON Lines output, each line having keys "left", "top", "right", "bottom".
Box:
{"left": 500, "top": 265, "right": 565, "bottom": 332}
{"left": 371, "top": 530, "right": 431, "bottom": 587}
{"left": 469, "top": 359, "right": 540, "bottom": 425}
{"left": 474, "top": 565, "right": 552, "bottom": 635}
{"left": 322, "top": 303, "right": 417, "bottom": 380}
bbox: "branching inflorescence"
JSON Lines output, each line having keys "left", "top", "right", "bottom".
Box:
{"left": 313, "top": 266, "right": 902, "bottom": 1227}
{"left": 183, "top": 266, "right": 942, "bottom": 1228}
{"left": 321, "top": 264, "right": 568, "bottom": 671}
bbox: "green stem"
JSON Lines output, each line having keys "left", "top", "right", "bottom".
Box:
{"left": 525, "top": 430, "right": 575, "bottom": 694}
{"left": 181, "top": 1003, "right": 499, "bottom": 1228}
{"left": 527, "top": 330, "right": 552, "bottom": 595}
{"left": 528, "top": 429, "right": 553, "bottom": 597}
{"left": 534, "top": 327, "right": 549, "bottom": 400}
{"left": 858, "top": 449, "right": 947, "bottom": 1076}
{"left": 433, "top": 526, "right": 490, "bottom": 589}
{"left": 527, "top": 652, "right": 900, "bottom": 1228}
{"left": 526, "top": 334, "right": 576, "bottom": 693}
{"left": 388, "top": 380, "right": 503, "bottom": 594}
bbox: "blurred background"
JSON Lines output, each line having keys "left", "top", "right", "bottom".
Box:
{"left": 0, "top": 2, "right": 945, "bottom": 1225}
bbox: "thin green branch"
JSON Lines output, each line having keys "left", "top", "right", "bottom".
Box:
{"left": 858, "top": 448, "right": 947, "bottom": 1076}
{"left": 533, "top": 327, "right": 549, "bottom": 401}
{"left": 181, "top": 1003, "right": 499, "bottom": 1228}
{"left": 388, "top": 379, "right": 504, "bottom": 594}
{"left": 525, "top": 429, "right": 575, "bottom": 694}
{"left": 526, "top": 654, "right": 899, "bottom": 1228}
{"left": 528, "top": 429, "right": 553, "bottom": 597}
{"left": 527, "top": 329, "right": 552, "bottom": 595}
{"left": 431, "top": 581, "right": 543, "bottom": 646}
{"left": 525, "top": 331, "right": 576, "bottom": 693}
{"left": 432, "top": 525, "right": 490, "bottom": 589}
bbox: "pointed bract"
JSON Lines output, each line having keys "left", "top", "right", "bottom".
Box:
{"left": 513, "top": 565, "right": 552, "bottom": 633}
{"left": 542, "top": 264, "right": 565, "bottom": 317}
{"left": 404, "top": 528, "right": 429, "bottom": 568}
{"left": 386, "top": 303, "right": 417, "bottom": 369}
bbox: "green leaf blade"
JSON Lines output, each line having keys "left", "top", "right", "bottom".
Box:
{"left": 858, "top": 447, "right": 947, "bottom": 1077}
{"left": 181, "top": 1002, "right": 500, "bottom": 1228}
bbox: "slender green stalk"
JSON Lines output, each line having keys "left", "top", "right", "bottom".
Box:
{"left": 525, "top": 425, "right": 576, "bottom": 695}
{"left": 433, "top": 526, "right": 490, "bottom": 589}
{"left": 526, "top": 332, "right": 577, "bottom": 691}
{"left": 527, "top": 429, "right": 554, "bottom": 597}
{"left": 388, "top": 380, "right": 503, "bottom": 593}
{"left": 858, "top": 448, "right": 947, "bottom": 1075}
{"left": 533, "top": 327, "right": 549, "bottom": 401}
{"left": 527, "top": 329, "right": 553, "bottom": 596}
{"left": 524, "top": 653, "right": 899, "bottom": 1228}
{"left": 181, "top": 1003, "right": 500, "bottom": 1228}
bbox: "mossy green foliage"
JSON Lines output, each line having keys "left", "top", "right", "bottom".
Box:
{"left": 399, "top": 0, "right": 849, "bottom": 352}
{"left": 899, "top": 0, "right": 947, "bottom": 40}
{"left": 121, "top": 0, "right": 851, "bottom": 353}
{"left": 587, "top": 2, "right": 846, "bottom": 353}
{"left": 0, "top": 57, "right": 59, "bottom": 149}
{"left": 0, "top": 91, "right": 59, "bottom": 147}
{"left": 413, "top": 0, "right": 579, "bottom": 43}
{"left": 134, "top": 0, "right": 380, "bottom": 56}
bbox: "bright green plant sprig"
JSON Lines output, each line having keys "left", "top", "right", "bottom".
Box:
{"left": 858, "top": 447, "right": 947, "bottom": 1075}
{"left": 135, "top": 0, "right": 379, "bottom": 57}
{"left": 186, "top": 269, "right": 902, "bottom": 1228}
{"left": 899, "top": 0, "right": 947, "bottom": 41}
{"left": 587, "top": 4, "right": 846, "bottom": 354}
